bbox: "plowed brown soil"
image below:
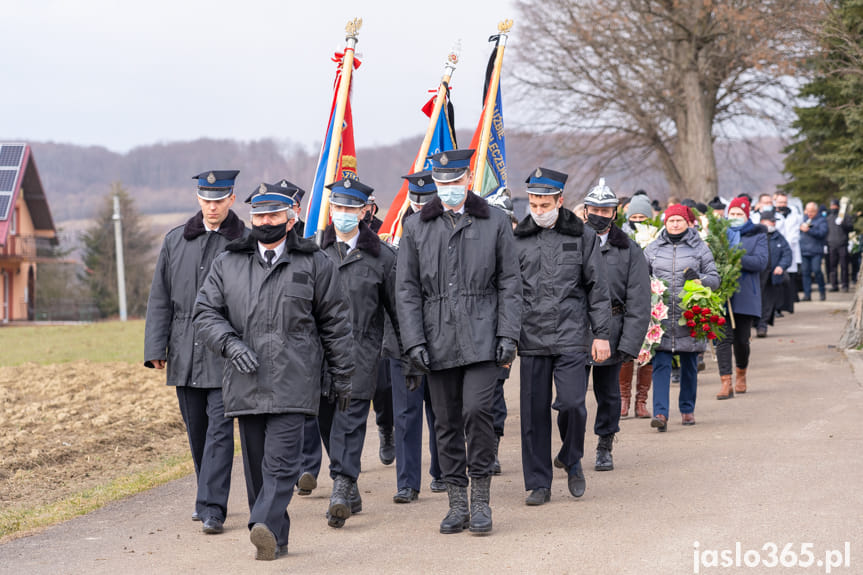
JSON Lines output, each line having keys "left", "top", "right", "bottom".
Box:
{"left": 0, "top": 361, "right": 189, "bottom": 509}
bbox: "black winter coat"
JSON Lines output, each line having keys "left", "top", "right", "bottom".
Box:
{"left": 396, "top": 192, "right": 522, "bottom": 371}
{"left": 321, "top": 222, "right": 399, "bottom": 400}
{"left": 590, "top": 226, "right": 651, "bottom": 365}
{"left": 193, "top": 229, "right": 354, "bottom": 417}
{"left": 514, "top": 209, "right": 611, "bottom": 356}
{"left": 144, "top": 210, "right": 248, "bottom": 388}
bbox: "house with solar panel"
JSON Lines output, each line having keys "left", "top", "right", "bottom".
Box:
{"left": 0, "top": 143, "right": 58, "bottom": 322}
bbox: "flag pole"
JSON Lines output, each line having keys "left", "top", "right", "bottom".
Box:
{"left": 391, "top": 44, "right": 461, "bottom": 242}
{"left": 472, "top": 19, "right": 512, "bottom": 194}
{"left": 316, "top": 18, "right": 362, "bottom": 243}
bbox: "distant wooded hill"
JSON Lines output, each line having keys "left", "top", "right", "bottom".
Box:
{"left": 27, "top": 134, "right": 788, "bottom": 223}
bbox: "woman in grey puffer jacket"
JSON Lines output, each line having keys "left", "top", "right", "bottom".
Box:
{"left": 644, "top": 205, "right": 720, "bottom": 431}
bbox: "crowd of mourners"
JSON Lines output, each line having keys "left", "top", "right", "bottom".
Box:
{"left": 143, "top": 160, "right": 855, "bottom": 561}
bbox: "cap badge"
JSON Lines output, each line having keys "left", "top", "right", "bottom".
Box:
{"left": 280, "top": 180, "right": 289, "bottom": 188}
{"left": 440, "top": 153, "right": 449, "bottom": 166}
{"left": 258, "top": 183, "right": 266, "bottom": 194}
{"left": 535, "top": 168, "right": 542, "bottom": 178}
{"left": 344, "top": 179, "right": 352, "bottom": 188}
{"left": 417, "top": 178, "right": 425, "bottom": 187}
{"left": 207, "top": 172, "right": 216, "bottom": 185}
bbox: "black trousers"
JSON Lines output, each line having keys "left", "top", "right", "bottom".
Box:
{"left": 175, "top": 386, "right": 234, "bottom": 521}
{"left": 587, "top": 362, "right": 623, "bottom": 437}
{"left": 373, "top": 358, "right": 394, "bottom": 430}
{"left": 299, "top": 416, "right": 322, "bottom": 480}
{"left": 390, "top": 359, "right": 442, "bottom": 491}
{"left": 237, "top": 412, "right": 304, "bottom": 547}
{"left": 716, "top": 312, "right": 756, "bottom": 375}
{"left": 493, "top": 367, "right": 509, "bottom": 437}
{"left": 426, "top": 361, "right": 499, "bottom": 487}
{"left": 828, "top": 245, "right": 850, "bottom": 289}
{"left": 317, "top": 396, "right": 371, "bottom": 482}
{"left": 520, "top": 353, "right": 588, "bottom": 491}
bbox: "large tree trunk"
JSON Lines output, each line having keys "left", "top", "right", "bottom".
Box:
{"left": 674, "top": 67, "right": 720, "bottom": 204}
{"left": 839, "top": 277, "right": 863, "bottom": 349}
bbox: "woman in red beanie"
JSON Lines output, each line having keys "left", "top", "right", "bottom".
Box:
{"left": 643, "top": 204, "right": 720, "bottom": 430}
{"left": 715, "top": 197, "right": 769, "bottom": 399}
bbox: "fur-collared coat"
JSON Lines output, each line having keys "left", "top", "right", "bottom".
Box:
{"left": 144, "top": 210, "right": 248, "bottom": 388}
{"left": 321, "top": 222, "right": 399, "bottom": 399}
{"left": 193, "top": 229, "right": 354, "bottom": 416}
{"left": 396, "top": 192, "right": 522, "bottom": 370}
{"left": 513, "top": 208, "right": 611, "bottom": 356}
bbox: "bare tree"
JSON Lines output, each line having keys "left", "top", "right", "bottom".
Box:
{"left": 510, "top": 0, "right": 822, "bottom": 203}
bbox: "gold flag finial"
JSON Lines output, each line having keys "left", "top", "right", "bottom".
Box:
{"left": 346, "top": 18, "right": 363, "bottom": 38}
{"left": 498, "top": 19, "right": 514, "bottom": 34}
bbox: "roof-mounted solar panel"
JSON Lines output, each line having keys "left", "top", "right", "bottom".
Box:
{"left": 0, "top": 145, "right": 24, "bottom": 167}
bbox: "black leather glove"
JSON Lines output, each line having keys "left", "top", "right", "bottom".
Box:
{"left": 405, "top": 375, "right": 422, "bottom": 392}
{"left": 222, "top": 337, "right": 259, "bottom": 374}
{"left": 495, "top": 337, "right": 517, "bottom": 367}
{"left": 407, "top": 345, "right": 431, "bottom": 373}
{"left": 332, "top": 379, "right": 351, "bottom": 412}
{"left": 683, "top": 268, "right": 699, "bottom": 282}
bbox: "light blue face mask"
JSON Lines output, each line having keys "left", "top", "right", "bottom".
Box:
{"left": 437, "top": 184, "right": 467, "bottom": 207}
{"left": 332, "top": 211, "right": 359, "bottom": 233}
{"left": 728, "top": 217, "right": 746, "bottom": 228}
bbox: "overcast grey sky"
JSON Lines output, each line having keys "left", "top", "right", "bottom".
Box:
{"left": 2, "top": 0, "right": 519, "bottom": 153}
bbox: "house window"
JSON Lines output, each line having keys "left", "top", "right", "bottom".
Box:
{"left": 10, "top": 207, "right": 17, "bottom": 235}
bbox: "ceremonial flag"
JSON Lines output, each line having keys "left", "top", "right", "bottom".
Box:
{"left": 469, "top": 34, "right": 510, "bottom": 198}
{"left": 379, "top": 89, "right": 457, "bottom": 240}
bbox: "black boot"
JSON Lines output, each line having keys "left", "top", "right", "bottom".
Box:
{"left": 492, "top": 436, "right": 502, "bottom": 475}
{"left": 595, "top": 434, "right": 614, "bottom": 471}
{"left": 328, "top": 474, "right": 353, "bottom": 521}
{"left": 439, "top": 483, "right": 470, "bottom": 534}
{"left": 469, "top": 476, "right": 492, "bottom": 534}
{"left": 378, "top": 426, "right": 395, "bottom": 465}
{"left": 349, "top": 481, "right": 362, "bottom": 514}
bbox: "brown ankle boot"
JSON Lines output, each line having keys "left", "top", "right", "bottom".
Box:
{"left": 634, "top": 364, "right": 652, "bottom": 418}
{"left": 716, "top": 374, "right": 734, "bottom": 400}
{"left": 734, "top": 367, "right": 747, "bottom": 394}
{"left": 619, "top": 361, "right": 634, "bottom": 417}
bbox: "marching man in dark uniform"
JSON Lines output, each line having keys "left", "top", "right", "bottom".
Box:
{"left": 581, "top": 179, "right": 650, "bottom": 472}
{"left": 144, "top": 170, "right": 247, "bottom": 534}
{"left": 514, "top": 168, "right": 612, "bottom": 506}
{"left": 317, "top": 177, "right": 401, "bottom": 528}
{"left": 390, "top": 171, "right": 444, "bottom": 503}
{"left": 193, "top": 183, "right": 353, "bottom": 560}
{"left": 397, "top": 149, "right": 522, "bottom": 535}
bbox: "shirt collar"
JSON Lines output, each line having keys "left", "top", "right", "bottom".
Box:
{"left": 203, "top": 221, "right": 220, "bottom": 233}
{"left": 257, "top": 239, "right": 286, "bottom": 262}
{"left": 598, "top": 232, "right": 609, "bottom": 246}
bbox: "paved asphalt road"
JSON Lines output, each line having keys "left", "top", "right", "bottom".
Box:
{"left": 2, "top": 293, "right": 862, "bottom": 574}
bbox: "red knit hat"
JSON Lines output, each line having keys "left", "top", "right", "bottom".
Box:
{"left": 664, "top": 203, "right": 694, "bottom": 224}
{"left": 728, "top": 196, "right": 751, "bottom": 219}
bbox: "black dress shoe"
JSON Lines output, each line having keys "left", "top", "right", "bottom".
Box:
{"left": 250, "top": 523, "right": 279, "bottom": 560}
{"left": 567, "top": 461, "right": 586, "bottom": 498}
{"left": 525, "top": 488, "right": 551, "bottom": 506}
{"left": 553, "top": 455, "right": 565, "bottom": 469}
{"left": 297, "top": 472, "right": 317, "bottom": 496}
{"left": 202, "top": 517, "right": 223, "bottom": 534}
{"left": 192, "top": 511, "right": 201, "bottom": 522}
{"left": 393, "top": 487, "right": 419, "bottom": 503}
{"left": 379, "top": 427, "right": 395, "bottom": 465}
{"left": 429, "top": 478, "right": 447, "bottom": 493}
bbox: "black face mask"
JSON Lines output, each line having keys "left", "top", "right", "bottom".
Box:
{"left": 831, "top": 208, "right": 839, "bottom": 215}
{"left": 777, "top": 206, "right": 791, "bottom": 216}
{"left": 251, "top": 223, "right": 288, "bottom": 244}
{"left": 586, "top": 213, "right": 614, "bottom": 233}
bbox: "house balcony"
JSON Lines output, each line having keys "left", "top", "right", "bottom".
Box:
{"left": 0, "top": 234, "right": 56, "bottom": 263}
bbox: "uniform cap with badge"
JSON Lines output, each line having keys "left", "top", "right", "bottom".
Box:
{"left": 402, "top": 170, "right": 437, "bottom": 206}
{"left": 427, "top": 149, "right": 475, "bottom": 183}
{"left": 327, "top": 178, "right": 374, "bottom": 208}
{"left": 273, "top": 178, "right": 306, "bottom": 206}
{"left": 194, "top": 170, "right": 240, "bottom": 201}
{"left": 245, "top": 182, "right": 296, "bottom": 215}
{"left": 525, "top": 167, "right": 568, "bottom": 196}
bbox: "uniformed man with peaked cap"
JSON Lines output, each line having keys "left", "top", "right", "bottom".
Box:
{"left": 144, "top": 169, "right": 247, "bottom": 534}
{"left": 397, "top": 150, "right": 522, "bottom": 535}
{"left": 514, "top": 167, "right": 612, "bottom": 506}
{"left": 193, "top": 183, "right": 353, "bottom": 560}
{"left": 389, "top": 171, "right": 444, "bottom": 504}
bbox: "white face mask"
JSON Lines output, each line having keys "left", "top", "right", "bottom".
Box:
{"left": 530, "top": 207, "right": 559, "bottom": 229}
{"left": 437, "top": 184, "right": 467, "bottom": 207}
